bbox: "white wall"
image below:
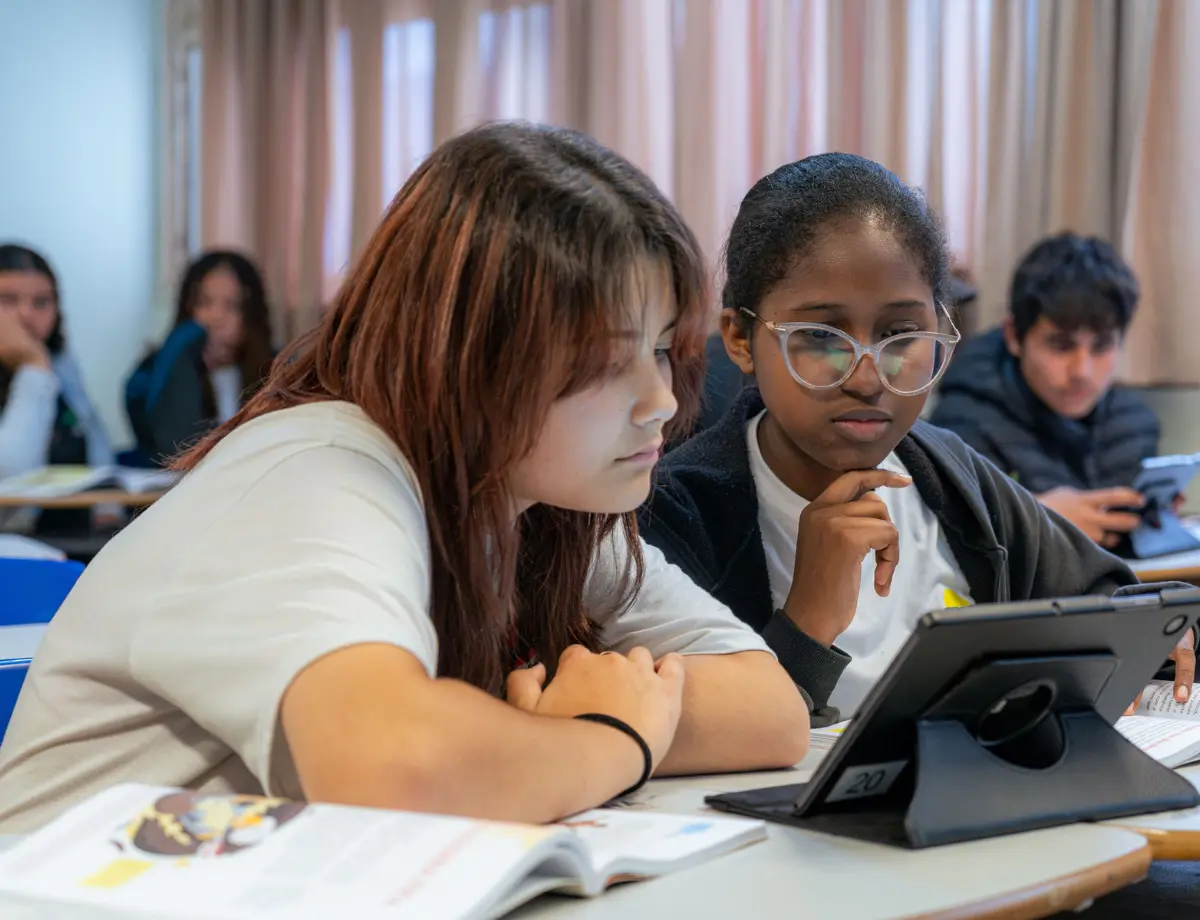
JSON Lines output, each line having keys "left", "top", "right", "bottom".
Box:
{"left": 0, "top": 0, "right": 161, "bottom": 446}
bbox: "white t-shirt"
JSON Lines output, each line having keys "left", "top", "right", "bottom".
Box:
{"left": 209, "top": 365, "right": 243, "bottom": 423}
{"left": 747, "top": 412, "right": 973, "bottom": 715}
{"left": 0, "top": 402, "right": 772, "bottom": 833}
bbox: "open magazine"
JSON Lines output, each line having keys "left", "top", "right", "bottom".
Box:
{"left": 0, "top": 784, "right": 766, "bottom": 920}
{"left": 0, "top": 465, "right": 178, "bottom": 499}
{"left": 1117, "top": 680, "right": 1200, "bottom": 768}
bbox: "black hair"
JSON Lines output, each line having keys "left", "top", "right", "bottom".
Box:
{"left": 0, "top": 243, "right": 63, "bottom": 354}
{"left": 724, "top": 152, "right": 950, "bottom": 333}
{"left": 0, "top": 243, "right": 64, "bottom": 409}
{"left": 174, "top": 249, "right": 270, "bottom": 334}
{"left": 1008, "top": 233, "right": 1139, "bottom": 340}
{"left": 173, "top": 249, "right": 276, "bottom": 411}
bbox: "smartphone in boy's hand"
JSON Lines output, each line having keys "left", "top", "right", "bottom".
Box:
{"left": 782, "top": 469, "right": 912, "bottom": 647}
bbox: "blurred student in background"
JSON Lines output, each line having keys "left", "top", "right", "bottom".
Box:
{"left": 0, "top": 244, "right": 115, "bottom": 532}
{"left": 125, "top": 250, "right": 275, "bottom": 464}
{"left": 931, "top": 234, "right": 1162, "bottom": 547}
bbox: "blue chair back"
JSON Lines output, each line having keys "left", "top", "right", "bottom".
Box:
{"left": 0, "top": 558, "right": 84, "bottom": 627}
{"left": 0, "top": 660, "right": 29, "bottom": 744}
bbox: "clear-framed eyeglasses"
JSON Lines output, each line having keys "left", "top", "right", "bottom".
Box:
{"left": 740, "top": 307, "right": 962, "bottom": 397}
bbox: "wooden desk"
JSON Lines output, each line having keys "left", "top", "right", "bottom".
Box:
{"left": 1130, "top": 547, "right": 1200, "bottom": 585}
{"left": 1105, "top": 767, "right": 1200, "bottom": 860}
{"left": 514, "top": 761, "right": 1152, "bottom": 920}
{"left": 1129, "top": 520, "right": 1200, "bottom": 584}
{"left": 0, "top": 490, "right": 162, "bottom": 510}
{"left": 0, "top": 755, "right": 1158, "bottom": 919}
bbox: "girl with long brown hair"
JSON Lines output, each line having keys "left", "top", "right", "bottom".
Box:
{"left": 0, "top": 123, "right": 807, "bottom": 833}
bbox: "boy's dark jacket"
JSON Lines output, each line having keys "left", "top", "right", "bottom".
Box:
{"left": 928, "top": 328, "right": 1159, "bottom": 493}
{"left": 638, "top": 387, "right": 1140, "bottom": 723}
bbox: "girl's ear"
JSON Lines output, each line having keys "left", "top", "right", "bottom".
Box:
{"left": 720, "top": 309, "right": 755, "bottom": 375}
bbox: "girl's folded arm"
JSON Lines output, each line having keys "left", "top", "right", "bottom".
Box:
{"left": 280, "top": 642, "right": 644, "bottom": 824}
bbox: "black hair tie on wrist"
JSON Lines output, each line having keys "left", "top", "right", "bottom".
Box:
{"left": 574, "top": 713, "right": 653, "bottom": 798}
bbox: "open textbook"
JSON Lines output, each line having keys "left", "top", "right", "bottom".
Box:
{"left": 810, "top": 721, "right": 850, "bottom": 752}
{"left": 0, "top": 465, "right": 178, "bottom": 499}
{"left": 1117, "top": 680, "right": 1200, "bottom": 768}
{"left": 0, "top": 784, "right": 766, "bottom": 920}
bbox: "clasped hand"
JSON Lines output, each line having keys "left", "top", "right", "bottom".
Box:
{"left": 505, "top": 645, "right": 685, "bottom": 772}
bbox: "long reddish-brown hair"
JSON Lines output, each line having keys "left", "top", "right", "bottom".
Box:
{"left": 176, "top": 123, "right": 710, "bottom": 694}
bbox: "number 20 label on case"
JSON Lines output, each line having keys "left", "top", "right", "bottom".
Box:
{"left": 825, "top": 761, "right": 909, "bottom": 804}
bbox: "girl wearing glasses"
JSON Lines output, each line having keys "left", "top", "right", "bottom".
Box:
{"left": 638, "top": 153, "right": 1176, "bottom": 724}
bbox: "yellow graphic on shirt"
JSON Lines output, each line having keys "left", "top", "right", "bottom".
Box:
{"left": 943, "top": 587, "right": 972, "bottom": 608}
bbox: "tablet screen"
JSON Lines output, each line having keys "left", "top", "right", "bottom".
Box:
{"left": 1134, "top": 454, "right": 1200, "bottom": 514}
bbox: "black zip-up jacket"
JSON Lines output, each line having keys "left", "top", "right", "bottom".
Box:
{"left": 929, "top": 328, "right": 1159, "bottom": 493}
{"left": 639, "top": 388, "right": 1140, "bottom": 723}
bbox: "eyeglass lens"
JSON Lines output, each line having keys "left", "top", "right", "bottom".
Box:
{"left": 784, "top": 328, "right": 951, "bottom": 394}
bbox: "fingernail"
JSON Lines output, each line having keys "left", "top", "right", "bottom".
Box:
{"left": 1180, "top": 686, "right": 1190, "bottom": 702}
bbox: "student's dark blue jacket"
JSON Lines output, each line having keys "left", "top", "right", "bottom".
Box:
{"left": 929, "top": 328, "right": 1160, "bottom": 494}
{"left": 638, "top": 388, "right": 1140, "bottom": 723}
{"left": 124, "top": 321, "right": 230, "bottom": 465}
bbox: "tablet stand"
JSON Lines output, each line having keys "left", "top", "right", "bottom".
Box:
{"left": 904, "top": 709, "right": 1197, "bottom": 847}
{"left": 708, "top": 654, "right": 1200, "bottom": 848}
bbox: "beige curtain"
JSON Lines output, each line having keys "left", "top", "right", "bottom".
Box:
{"left": 976, "top": 0, "right": 1125, "bottom": 332}
{"left": 343, "top": 0, "right": 387, "bottom": 260}
{"left": 199, "top": 0, "right": 333, "bottom": 342}
{"left": 184, "top": 0, "right": 1199, "bottom": 381}
{"left": 1122, "top": 0, "right": 1200, "bottom": 385}
{"left": 664, "top": 0, "right": 988, "bottom": 316}
{"left": 159, "top": 0, "right": 203, "bottom": 332}
{"left": 664, "top": 0, "right": 1192, "bottom": 383}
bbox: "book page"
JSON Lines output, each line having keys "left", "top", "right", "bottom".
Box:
{"left": 1134, "top": 680, "right": 1200, "bottom": 721}
{"left": 554, "top": 809, "right": 764, "bottom": 886}
{"left": 0, "top": 466, "right": 111, "bottom": 499}
{"left": 608, "top": 786, "right": 717, "bottom": 816}
{"left": 0, "top": 466, "right": 177, "bottom": 499}
{"left": 112, "top": 468, "right": 179, "bottom": 494}
{"left": 0, "top": 785, "right": 564, "bottom": 920}
{"left": 1116, "top": 715, "right": 1200, "bottom": 767}
{"left": 810, "top": 721, "right": 850, "bottom": 751}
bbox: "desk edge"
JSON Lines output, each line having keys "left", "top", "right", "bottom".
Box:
{"left": 1115, "top": 825, "right": 1200, "bottom": 862}
{"left": 904, "top": 837, "right": 1151, "bottom": 920}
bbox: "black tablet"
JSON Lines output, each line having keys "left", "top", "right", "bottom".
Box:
{"left": 1126, "top": 454, "right": 1200, "bottom": 558}
{"left": 707, "top": 589, "right": 1200, "bottom": 848}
